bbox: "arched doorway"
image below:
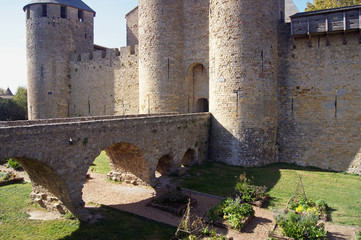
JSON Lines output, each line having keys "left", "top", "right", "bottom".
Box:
{"left": 186, "top": 63, "right": 209, "bottom": 113}
{"left": 196, "top": 98, "right": 209, "bottom": 112}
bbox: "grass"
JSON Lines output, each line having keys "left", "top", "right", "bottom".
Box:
{"left": 174, "top": 162, "right": 361, "bottom": 227}
{"left": 0, "top": 183, "right": 176, "bottom": 240}
{"left": 90, "top": 151, "right": 111, "bottom": 174}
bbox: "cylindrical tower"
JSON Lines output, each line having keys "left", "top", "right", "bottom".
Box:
{"left": 24, "top": 0, "right": 95, "bottom": 119}
{"left": 209, "top": 0, "right": 280, "bottom": 166}
{"left": 138, "top": 0, "right": 186, "bottom": 114}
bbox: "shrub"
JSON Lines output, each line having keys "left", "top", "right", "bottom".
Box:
{"left": 357, "top": 231, "right": 361, "bottom": 240}
{"left": 0, "top": 172, "right": 11, "bottom": 181}
{"left": 275, "top": 210, "right": 327, "bottom": 239}
{"left": 234, "top": 173, "right": 267, "bottom": 203}
{"left": 206, "top": 197, "right": 254, "bottom": 231}
{"left": 6, "top": 159, "right": 22, "bottom": 171}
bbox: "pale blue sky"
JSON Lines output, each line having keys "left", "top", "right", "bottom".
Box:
{"left": 0, "top": 0, "right": 308, "bottom": 92}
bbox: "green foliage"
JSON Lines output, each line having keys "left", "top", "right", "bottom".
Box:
{"left": 306, "top": 0, "right": 361, "bottom": 11}
{"left": 13, "top": 87, "right": 27, "bottom": 113}
{"left": 356, "top": 230, "right": 361, "bottom": 240}
{"left": 6, "top": 159, "right": 22, "bottom": 170}
{"left": 275, "top": 210, "right": 327, "bottom": 239}
{"left": 206, "top": 197, "right": 254, "bottom": 231}
{"left": 174, "top": 162, "right": 361, "bottom": 226}
{"left": 91, "top": 151, "right": 111, "bottom": 174}
{"left": 0, "top": 183, "right": 176, "bottom": 240}
{"left": 82, "top": 138, "right": 88, "bottom": 146}
{"left": 0, "top": 172, "right": 11, "bottom": 181}
{"left": 234, "top": 173, "right": 267, "bottom": 203}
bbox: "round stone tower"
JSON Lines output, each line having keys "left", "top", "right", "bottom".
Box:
{"left": 24, "top": 0, "right": 95, "bottom": 119}
{"left": 209, "top": 0, "right": 281, "bottom": 166}
{"left": 138, "top": 0, "right": 187, "bottom": 114}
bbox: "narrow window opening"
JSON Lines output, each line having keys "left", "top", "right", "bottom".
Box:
{"left": 335, "top": 89, "right": 338, "bottom": 118}
{"left": 85, "top": 33, "right": 87, "bottom": 39}
{"left": 78, "top": 10, "right": 84, "bottom": 22}
{"left": 42, "top": 4, "right": 47, "bottom": 17}
{"left": 27, "top": 7, "right": 30, "bottom": 19}
{"left": 60, "top": 6, "right": 67, "bottom": 19}
{"left": 167, "top": 58, "right": 170, "bottom": 80}
{"left": 261, "top": 50, "right": 264, "bottom": 73}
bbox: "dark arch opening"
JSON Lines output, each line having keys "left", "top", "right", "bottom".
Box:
{"left": 104, "top": 142, "right": 150, "bottom": 185}
{"left": 6, "top": 158, "right": 71, "bottom": 215}
{"left": 181, "top": 149, "right": 197, "bottom": 167}
{"left": 186, "top": 63, "right": 209, "bottom": 113}
{"left": 155, "top": 155, "right": 172, "bottom": 177}
{"left": 196, "top": 98, "right": 209, "bottom": 112}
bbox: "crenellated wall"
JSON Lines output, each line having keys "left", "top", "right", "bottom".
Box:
{"left": 278, "top": 24, "right": 361, "bottom": 174}
{"left": 69, "top": 46, "right": 139, "bottom": 117}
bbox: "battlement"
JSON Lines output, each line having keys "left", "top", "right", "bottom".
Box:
{"left": 70, "top": 45, "right": 138, "bottom": 65}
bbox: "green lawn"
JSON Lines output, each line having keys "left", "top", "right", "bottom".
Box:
{"left": 90, "top": 151, "right": 111, "bottom": 174}
{"left": 174, "top": 162, "right": 361, "bottom": 227}
{"left": 0, "top": 183, "right": 175, "bottom": 240}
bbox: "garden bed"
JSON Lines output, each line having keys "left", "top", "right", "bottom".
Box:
{"left": 204, "top": 213, "right": 254, "bottom": 231}
{"left": 0, "top": 171, "right": 23, "bottom": 187}
{"left": 0, "top": 177, "right": 24, "bottom": 187}
{"left": 250, "top": 194, "right": 269, "bottom": 207}
{"left": 147, "top": 188, "right": 198, "bottom": 216}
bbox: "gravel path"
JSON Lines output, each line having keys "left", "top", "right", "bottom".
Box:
{"left": 1, "top": 165, "right": 358, "bottom": 239}
{"left": 82, "top": 173, "right": 359, "bottom": 239}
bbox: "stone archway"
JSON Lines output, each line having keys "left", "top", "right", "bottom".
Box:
{"left": 105, "top": 142, "right": 150, "bottom": 186}
{"left": 186, "top": 63, "right": 209, "bottom": 113}
{"left": 181, "top": 149, "right": 197, "bottom": 167}
{"left": 156, "top": 154, "right": 172, "bottom": 176}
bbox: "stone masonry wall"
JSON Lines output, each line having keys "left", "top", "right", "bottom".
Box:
{"left": 278, "top": 24, "right": 361, "bottom": 174}
{"left": 26, "top": 4, "right": 94, "bottom": 120}
{"left": 209, "top": 0, "right": 280, "bottom": 166}
{"left": 69, "top": 46, "right": 139, "bottom": 117}
{"left": 0, "top": 113, "right": 210, "bottom": 221}
{"left": 126, "top": 7, "right": 139, "bottom": 46}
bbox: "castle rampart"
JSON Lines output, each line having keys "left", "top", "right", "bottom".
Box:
{"left": 70, "top": 45, "right": 139, "bottom": 117}
{"left": 278, "top": 22, "right": 361, "bottom": 173}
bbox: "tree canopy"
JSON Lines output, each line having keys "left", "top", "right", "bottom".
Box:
{"left": 0, "top": 87, "right": 27, "bottom": 121}
{"left": 306, "top": 0, "right": 361, "bottom": 11}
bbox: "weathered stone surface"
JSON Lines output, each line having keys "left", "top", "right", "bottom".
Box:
{"left": 0, "top": 113, "right": 210, "bottom": 221}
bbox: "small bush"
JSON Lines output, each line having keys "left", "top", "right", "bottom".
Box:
{"left": 6, "top": 159, "right": 22, "bottom": 171}
{"left": 356, "top": 231, "right": 361, "bottom": 240}
{"left": 275, "top": 210, "right": 327, "bottom": 239}
{"left": 206, "top": 197, "right": 254, "bottom": 231}
{"left": 0, "top": 172, "right": 11, "bottom": 181}
{"left": 234, "top": 173, "right": 267, "bottom": 203}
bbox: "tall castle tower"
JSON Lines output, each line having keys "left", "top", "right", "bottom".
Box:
{"left": 24, "top": 0, "right": 95, "bottom": 119}
{"left": 138, "top": 0, "right": 187, "bottom": 114}
{"left": 209, "top": 0, "right": 283, "bottom": 166}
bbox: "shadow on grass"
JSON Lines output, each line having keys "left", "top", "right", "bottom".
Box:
{"left": 61, "top": 205, "right": 176, "bottom": 240}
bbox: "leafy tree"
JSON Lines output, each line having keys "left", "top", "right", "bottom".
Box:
{"left": 0, "top": 88, "right": 6, "bottom": 95}
{"left": 13, "top": 87, "right": 27, "bottom": 114}
{"left": 0, "top": 87, "right": 27, "bottom": 121}
{"left": 306, "top": 0, "right": 361, "bottom": 11}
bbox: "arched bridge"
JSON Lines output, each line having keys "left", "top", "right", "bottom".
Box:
{"left": 0, "top": 113, "right": 210, "bottom": 221}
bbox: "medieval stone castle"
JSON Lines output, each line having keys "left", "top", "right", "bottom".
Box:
{"left": 23, "top": 0, "right": 361, "bottom": 174}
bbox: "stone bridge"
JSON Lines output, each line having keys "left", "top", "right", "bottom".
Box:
{"left": 0, "top": 113, "right": 210, "bottom": 221}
